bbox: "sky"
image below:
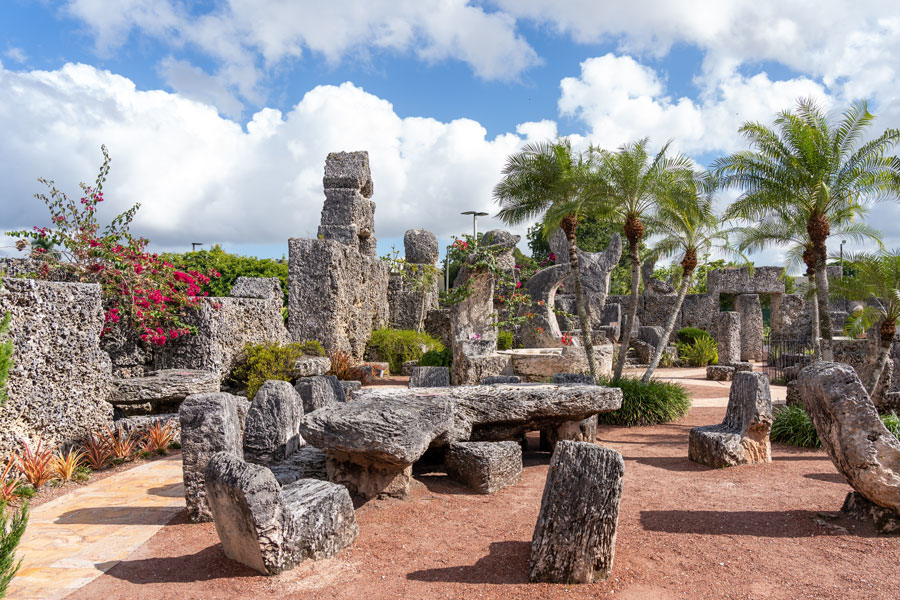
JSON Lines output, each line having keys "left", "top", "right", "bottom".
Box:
{"left": 1, "top": 0, "right": 899, "bottom": 272}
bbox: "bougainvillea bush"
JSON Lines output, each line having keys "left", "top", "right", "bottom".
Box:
{"left": 7, "top": 146, "right": 218, "bottom": 346}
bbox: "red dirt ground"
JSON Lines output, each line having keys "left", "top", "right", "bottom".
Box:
{"left": 71, "top": 407, "right": 900, "bottom": 600}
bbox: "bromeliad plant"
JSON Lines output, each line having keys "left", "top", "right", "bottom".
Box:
{"left": 17, "top": 438, "right": 54, "bottom": 490}
{"left": 0, "top": 456, "right": 21, "bottom": 504}
{"left": 8, "top": 145, "right": 220, "bottom": 346}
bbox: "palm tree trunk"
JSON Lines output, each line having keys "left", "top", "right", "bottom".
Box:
{"left": 613, "top": 224, "right": 642, "bottom": 381}
{"left": 869, "top": 319, "right": 897, "bottom": 399}
{"left": 642, "top": 270, "right": 692, "bottom": 383}
{"left": 807, "top": 268, "right": 821, "bottom": 358}
{"left": 561, "top": 217, "right": 597, "bottom": 379}
{"left": 809, "top": 214, "right": 833, "bottom": 360}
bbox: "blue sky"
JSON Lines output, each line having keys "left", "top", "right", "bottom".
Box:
{"left": 2, "top": 1, "right": 899, "bottom": 270}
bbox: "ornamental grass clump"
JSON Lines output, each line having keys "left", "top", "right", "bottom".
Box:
{"left": 0, "top": 458, "right": 21, "bottom": 504}
{"left": 81, "top": 432, "right": 112, "bottom": 471}
{"left": 50, "top": 448, "right": 85, "bottom": 482}
{"left": 141, "top": 420, "right": 176, "bottom": 454}
{"left": 597, "top": 376, "right": 691, "bottom": 427}
{"left": 773, "top": 405, "right": 900, "bottom": 449}
{"left": 16, "top": 438, "right": 53, "bottom": 490}
{"left": 7, "top": 145, "right": 220, "bottom": 347}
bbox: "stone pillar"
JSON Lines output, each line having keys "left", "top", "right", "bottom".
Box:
{"left": 735, "top": 294, "right": 763, "bottom": 361}
{"left": 717, "top": 311, "right": 741, "bottom": 366}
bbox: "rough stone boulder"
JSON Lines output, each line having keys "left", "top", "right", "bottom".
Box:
{"left": 299, "top": 394, "right": 454, "bottom": 499}
{"left": 638, "top": 326, "right": 665, "bottom": 348}
{"left": 689, "top": 372, "right": 772, "bottom": 468}
{"left": 445, "top": 441, "right": 522, "bottom": 494}
{"left": 179, "top": 392, "right": 244, "bottom": 522}
{"left": 294, "top": 375, "right": 346, "bottom": 413}
{"left": 243, "top": 380, "right": 306, "bottom": 465}
{"left": 205, "top": 452, "right": 358, "bottom": 575}
{"left": 481, "top": 375, "right": 521, "bottom": 385}
{"left": 267, "top": 446, "right": 328, "bottom": 486}
{"left": 518, "top": 264, "right": 570, "bottom": 348}
{"left": 230, "top": 277, "right": 283, "bottom": 301}
{"left": 735, "top": 294, "right": 764, "bottom": 361}
{"left": 706, "top": 365, "right": 734, "bottom": 381}
{"left": 540, "top": 374, "right": 599, "bottom": 450}
{"left": 408, "top": 366, "right": 450, "bottom": 388}
{"left": 293, "top": 356, "right": 331, "bottom": 377}
{"left": 716, "top": 311, "right": 742, "bottom": 366}
{"left": 798, "top": 362, "right": 900, "bottom": 514}
{"left": 529, "top": 442, "right": 625, "bottom": 583}
{"left": 506, "top": 346, "right": 614, "bottom": 382}
{"left": 404, "top": 229, "right": 439, "bottom": 265}
{"left": 109, "top": 369, "right": 220, "bottom": 416}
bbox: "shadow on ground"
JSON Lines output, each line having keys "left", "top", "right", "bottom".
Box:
{"left": 101, "top": 545, "right": 259, "bottom": 584}
{"left": 55, "top": 506, "right": 182, "bottom": 525}
{"left": 406, "top": 540, "right": 531, "bottom": 584}
{"left": 640, "top": 509, "right": 876, "bottom": 538}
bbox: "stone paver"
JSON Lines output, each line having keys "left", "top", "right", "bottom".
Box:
{"left": 6, "top": 455, "right": 184, "bottom": 600}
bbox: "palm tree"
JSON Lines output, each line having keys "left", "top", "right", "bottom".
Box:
{"left": 731, "top": 203, "right": 881, "bottom": 351}
{"left": 716, "top": 98, "right": 900, "bottom": 361}
{"left": 832, "top": 250, "right": 900, "bottom": 398}
{"left": 494, "top": 139, "right": 602, "bottom": 378}
{"left": 587, "top": 138, "right": 693, "bottom": 381}
{"left": 641, "top": 173, "right": 728, "bottom": 382}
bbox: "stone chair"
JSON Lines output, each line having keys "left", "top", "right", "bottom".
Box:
{"left": 205, "top": 452, "right": 358, "bottom": 575}
{"left": 688, "top": 371, "right": 772, "bottom": 468}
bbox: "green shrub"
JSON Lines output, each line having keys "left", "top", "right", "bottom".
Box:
{"left": 367, "top": 329, "right": 444, "bottom": 374}
{"left": 0, "top": 308, "right": 12, "bottom": 406}
{"left": 771, "top": 405, "right": 822, "bottom": 448}
{"left": 0, "top": 501, "right": 28, "bottom": 597}
{"left": 774, "top": 406, "right": 900, "bottom": 449}
{"left": 163, "top": 244, "right": 290, "bottom": 305}
{"left": 596, "top": 376, "right": 691, "bottom": 427}
{"left": 676, "top": 327, "right": 712, "bottom": 345}
{"left": 678, "top": 336, "right": 718, "bottom": 367}
{"left": 418, "top": 347, "right": 452, "bottom": 368}
{"left": 229, "top": 340, "right": 325, "bottom": 398}
{"left": 497, "top": 330, "right": 514, "bottom": 351}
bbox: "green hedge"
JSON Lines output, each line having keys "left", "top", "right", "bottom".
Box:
{"left": 676, "top": 326, "right": 712, "bottom": 345}
{"left": 497, "top": 330, "right": 513, "bottom": 351}
{"left": 418, "top": 347, "right": 452, "bottom": 368}
{"left": 597, "top": 376, "right": 691, "bottom": 427}
{"left": 367, "top": 329, "right": 444, "bottom": 374}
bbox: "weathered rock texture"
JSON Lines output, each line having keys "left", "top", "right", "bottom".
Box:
{"left": 230, "top": 277, "right": 283, "bottom": 301}
{"left": 299, "top": 394, "right": 454, "bottom": 499}
{"left": 833, "top": 338, "right": 894, "bottom": 409}
{"left": 642, "top": 256, "right": 675, "bottom": 295}
{"left": 0, "top": 278, "right": 113, "bottom": 459}
{"left": 404, "top": 229, "right": 439, "bottom": 265}
{"left": 408, "top": 366, "right": 450, "bottom": 388}
{"left": 735, "top": 294, "right": 764, "bottom": 361}
{"left": 387, "top": 265, "right": 440, "bottom": 331}
{"left": 109, "top": 369, "right": 219, "bottom": 416}
{"left": 689, "top": 372, "right": 772, "bottom": 468}
{"left": 179, "top": 392, "right": 244, "bottom": 522}
{"left": 318, "top": 151, "right": 376, "bottom": 253}
{"left": 716, "top": 311, "right": 742, "bottom": 366}
{"left": 294, "top": 375, "right": 346, "bottom": 413}
{"left": 798, "top": 362, "right": 900, "bottom": 514}
{"left": 267, "top": 446, "right": 328, "bottom": 486}
{"left": 706, "top": 366, "right": 734, "bottom": 381}
{"left": 519, "top": 264, "right": 570, "bottom": 348}
{"left": 529, "top": 442, "right": 625, "bottom": 583}
{"left": 293, "top": 356, "right": 332, "bottom": 377}
{"left": 841, "top": 491, "right": 900, "bottom": 534}
{"left": 243, "top": 380, "right": 305, "bottom": 465}
{"left": 506, "top": 346, "right": 613, "bottom": 382}
{"left": 154, "top": 295, "right": 289, "bottom": 380}
{"left": 205, "top": 452, "right": 358, "bottom": 575}
{"left": 445, "top": 441, "right": 522, "bottom": 494}
{"left": 481, "top": 375, "right": 522, "bottom": 384}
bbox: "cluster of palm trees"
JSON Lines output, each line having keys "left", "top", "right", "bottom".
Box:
{"left": 494, "top": 98, "right": 900, "bottom": 385}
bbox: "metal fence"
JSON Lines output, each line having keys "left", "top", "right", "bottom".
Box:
{"left": 761, "top": 334, "right": 816, "bottom": 383}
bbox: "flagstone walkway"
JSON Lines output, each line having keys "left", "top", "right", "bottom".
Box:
{"left": 6, "top": 454, "right": 184, "bottom": 600}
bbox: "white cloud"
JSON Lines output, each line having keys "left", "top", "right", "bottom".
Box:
{"left": 64, "top": 0, "right": 540, "bottom": 108}
{"left": 558, "top": 53, "right": 832, "bottom": 156}
{"left": 3, "top": 47, "right": 26, "bottom": 63}
{"left": 0, "top": 62, "right": 526, "bottom": 256}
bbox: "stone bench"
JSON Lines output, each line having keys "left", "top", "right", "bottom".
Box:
{"left": 689, "top": 372, "right": 772, "bottom": 468}
{"left": 445, "top": 441, "right": 522, "bottom": 494}
{"left": 205, "top": 452, "right": 358, "bottom": 575}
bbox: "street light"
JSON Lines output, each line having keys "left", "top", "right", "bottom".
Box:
{"left": 460, "top": 211, "right": 489, "bottom": 240}
{"left": 191, "top": 242, "right": 204, "bottom": 252}
{"left": 840, "top": 239, "right": 846, "bottom": 279}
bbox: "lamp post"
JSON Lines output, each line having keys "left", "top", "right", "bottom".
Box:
{"left": 191, "top": 242, "right": 204, "bottom": 252}
{"left": 840, "top": 239, "right": 846, "bottom": 280}
{"left": 460, "top": 210, "right": 489, "bottom": 241}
